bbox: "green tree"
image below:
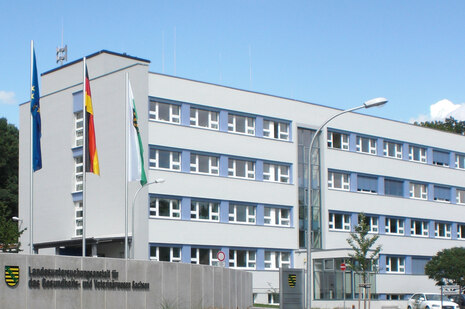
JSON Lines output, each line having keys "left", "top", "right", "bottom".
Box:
{"left": 415, "top": 117, "right": 465, "bottom": 135}
{"left": 0, "top": 117, "right": 19, "bottom": 216}
{"left": 425, "top": 247, "right": 465, "bottom": 293}
{"left": 347, "top": 213, "right": 382, "bottom": 309}
{"left": 0, "top": 203, "right": 25, "bottom": 252}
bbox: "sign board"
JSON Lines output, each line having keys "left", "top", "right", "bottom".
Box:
{"left": 340, "top": 263, "right": 346, "bottom": 271}
{"left": 217, "top": 251, "right": 225, "bottom": 262}
{"left": 443, "top": 285, "right": 460, "bottom": 294}
{"left": 279, "top": 268, "right": 305, "bottom": 309}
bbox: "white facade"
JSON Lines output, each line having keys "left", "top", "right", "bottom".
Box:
{"left": 19, "top": 51, "right": 465, "bottom": 306}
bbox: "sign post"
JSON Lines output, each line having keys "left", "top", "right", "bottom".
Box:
{"left": 341, "top": 263, "right": 346, "bottom": 309}
{"left": 217, "top": 251, "right": 225, "bottom": 267}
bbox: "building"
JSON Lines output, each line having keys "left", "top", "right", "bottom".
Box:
{"left": 19, "top": 50, "right": 465, "bottom": 306}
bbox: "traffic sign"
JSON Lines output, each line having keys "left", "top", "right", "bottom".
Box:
{"left": 217, "top": 251, "right": 225, "bottom": 262}
{"left": 340, "top": 263, "right": 346, "bottom": 271}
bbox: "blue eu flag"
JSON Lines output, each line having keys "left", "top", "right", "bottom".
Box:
{"left": 31, "top": 49, "right": 42, "bottom": 171}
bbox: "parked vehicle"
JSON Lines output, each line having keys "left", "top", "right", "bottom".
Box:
{"left": 448, "top": 294, "right": 465, "bottom": 309}
{"left": 407, "top": 293, "right": 459, "bottom": 309}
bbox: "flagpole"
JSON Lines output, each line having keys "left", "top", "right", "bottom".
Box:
{"left": 29, "top": 40, "right": 34, "bottom": 255}
{"left": 82, "top": 57, "right": 87, "bottom": 257}
{"left": 124, "top": 73, "right": 129, "bottom": 260}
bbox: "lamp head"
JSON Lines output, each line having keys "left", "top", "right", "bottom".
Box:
{"left": 364, "top": 97, "right": 388, "bottom": 108}
{"left": 12, "top": 216, "right": 21, "bottom": 222}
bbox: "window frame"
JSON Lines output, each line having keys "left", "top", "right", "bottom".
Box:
{"left": 409, "top": 145, "right": 427, "bottom": 163}
{"left": 328, "top": 171, "right": 350, "bottom": 191}
{"left": 229, "top": 204, "right": 256, "bottom": 224}
{"left": 190, "top": 107, "right": 219, "bottom": 130}
{"left": 190, "top": 248, "right": 221, "bottom": 266}
{"left": 149, "top": 101, "right": 181, "bottom": 123}
{"left": 356, "top": 136, "right": 377, "bottom": 155}
{"left": 327, "top": 131, "right": 349, "bottom": 150}
{"left": 328, "top": 213, "right": 351, "bottom": 231}
{"left": 229, "top": 249, "right": 256, "bottom": 269}
{"left": 74, "top": 111, "right": 83, "bottom": 147}
{"left": 150, "top": 246, "right": 181, "bottom": 262}
{"left": 409, "top": 183, "right": 428, "bottom": 200}
{"left": 385, "top": 218, "right": 405, "bottom": 235}
{"left": 74, "top": 156, "right": 83, "bottom": 192}
{"left": 457, "top": 189, "right": 465, "bottom": 204}
{"left": 190, "top": 200, "right": 220, "bottom": 222}
{"left": 190, "top": 153, "right": 219, "bottom": 175}
{"left": 264, "top": 251, "right": 291, "bottom": 270}
{"left": 263, "top": 163, "right": 290, "bottom": 183}
{"left": 434, "top": 222, "right": 451, "bottom": 239}
{"left": 457, "top": 224, "right": 465, "bottom": 240}
{"left": 264, "top": 207, "right": 290, "bottom": 226}
{"left": 386, "top": 256, "right": 405, "bottom": 273}
{"left": 228, "top": 158, "right": 255, "bottom": 179}
{"left": 263, "top": 119, "right": 290, "bottom": 140}
{"left": 410, "top": 220, "right": 429, "bottom": 237}
{"left": 75, "top": 201, "right": 83, "bottom": 237}
{"left": 383, "top": 141, "right": 402, "bottom": 159}
{"left": 149, "top": 149, "right": 181, "bottom": 171}
{"left": 456, "top": 154, "right": 465, "bottom": 169}
{"left": 227, "top": 114, "right": 255, "bottom": 135}
{"left": 149, "top": 197, "right": 181, "bottom": 219}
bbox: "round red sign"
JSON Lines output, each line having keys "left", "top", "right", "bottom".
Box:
{"left": 217, "top": 251, "right": 225, "bottom": 262}
{"left": 340, "top": 263, "right": 346, "bottom": 271}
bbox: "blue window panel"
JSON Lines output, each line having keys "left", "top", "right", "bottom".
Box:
{"left": 451, "top": 187, "right": 457, "bottom": 204}
{"left": 433, "top": 150, "right": 450, "bottom": 167}
{"left": 451, "top": 223, "right": 458, "bottom": 240}
{"left": 405, "top": 256, "right": 412, "bottom": 274}
{"left": 450, "top": 152, "right": 456, "bottom": 169}
{"left": 72, "top": 147, "right": 83, "bottom": 157}
{"left": 222, "top": 247, "right": 230, "bottom": 266}
{"left": 405, "top": 218, "right": 412, "bottom": 236}
{"left": 219, "top": 110, "right": 228, "bottom": 132}
{"left": 378, "top": 254, "right": 386, "bottom": 273}
{"left": 376, "top": 138, "right": 384, "bottom": 157}
{"left": 434, "top": 186, "right": 451, "bottom": 202}
{"left": 73, "top": 91, "right": 83, "bottom": 113}
{"left": 378, "top": 176, "right": 385, "bottom": 195}
{"left": 428, "top": 184, "right": 434, "bottom": 200}
{"left": 255, "top": 160, "right": 263, "bottom": 181}
{"left": 378, "top": 216, "right": 386, "bottom": 235}
{"left": 181, "top": 103, "right": 190, "bottom": 126}
{"left": 181, "top": 197, "right": 191, "bottom": 220}
{"left": 428, "top": 221, "right": 435, "bottom": 238}
{"left": 72, "top": 192, "right": 83, "bottom": 202}
{"left": 256, "top": 248, "right": 265, "bottom": 270}
{"left": 181, "top": 245, "right": 191, "bottom": 263}
{"left": 411, "top": 257, "right": 430, "bottom": 275}
{"left": 357, "top": 175, "right": 378, "bottom": 193}
{"left": 402, "top": 143, "right": 409, "bottom": 161}
{"left": 403, "top": 181, "right": 410, "bottom": 198}
{"left": 181, "top": 150, "right": 191, "bottom": 173}
{"left": 220, "top": 201, "right": 229, "bottom": 223}
{"left": 384, "top": 179, "right": 403, "bottom": 197}
{"left": 256, "top": 116, "right": 263, "bottom": 138}
{"left": 350, "top": 173, "right": 357, "bottom": 192}
{"left": 427, "top": 148, "right": 433, "bottom": 165}
{"left": 256, "top": 204, "right": 264, "bottom": 225}
{"left": 219, "top": 155, "right": 228, "bottom": 177}
{"left": 349, "top": 133, "right": 357, "bottom": 152}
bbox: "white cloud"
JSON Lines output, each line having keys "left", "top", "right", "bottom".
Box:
{"left": 410, "top": 99, "right": 465, "bottom": 123}
{"left": 0, "top": 91, "right": 16, "bottom": 105}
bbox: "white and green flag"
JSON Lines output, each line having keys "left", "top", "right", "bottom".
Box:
{"left": 127, "top": 80, "right": 147, "bottom": 185}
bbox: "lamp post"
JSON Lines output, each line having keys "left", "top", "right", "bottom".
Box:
{"left": 130, "top": 178, "right": 165, "bottom": 259}
{"left": 306, "top": 97, "right": 387, "bottom": 309}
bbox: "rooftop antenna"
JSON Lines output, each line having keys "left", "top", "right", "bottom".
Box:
{"left": 56, "top": 18, "right": 67, "bottom": 66}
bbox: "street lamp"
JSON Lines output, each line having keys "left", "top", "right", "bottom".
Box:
{"left": 129, "top": 178, "right": 165, "bottom": 259}
{"left": 306, "top": 97, "right": 387, "bottom": 309}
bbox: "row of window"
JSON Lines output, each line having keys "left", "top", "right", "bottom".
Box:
{"left": 328, "top": 212, "right": 465, "bottom": 240}
{"left": 149, "top": 196, "right": 292, "bottom": 227}
{"left": 328, "top": 131, "right": 465, "bottom": 169}
{"left": 149, "top": 148, "right": 291, "bottom": 183}
{"left": 149, "top": 246, "right": 291, "bottom": 270}
{"left": 328, "top": 170, "right": 465, "bottom": 204}
{"left": 149, "top": 100, "right": 291, "bottom": 141}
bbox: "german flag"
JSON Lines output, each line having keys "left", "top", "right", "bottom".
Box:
{"left": 85, "top": 65, "right": 100, "bottom": 175}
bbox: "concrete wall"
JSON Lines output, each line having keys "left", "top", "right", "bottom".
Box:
{"left": 0, "top": 253, "right": 253, "bottom": 309}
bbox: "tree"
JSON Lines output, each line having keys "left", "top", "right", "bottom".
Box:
{"left": 0, "top": 203, "right": 25, "bottom": 253}
{"left": 347, "top": 213, "right": 382, "bottom": 309}
{"left": 415, "top": 117, "right": 465, "bottom": 135}
{"left": 425, "top": 247, "right": 465, "bottom": 293}
{"left": 0, "top": 118, "right": 19, "bottom": 216}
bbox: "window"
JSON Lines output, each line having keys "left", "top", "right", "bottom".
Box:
{"left": 190, "top": 201, "right": 219, "bottom": 221}
{"left": 191, "top": 248, "right": 220, "bottom": 266}
{"left": 263, "top": 120, "right": 289, "bottom": 140}
{"left": 74, "top": 156, "right": 83, "bottom": 192}
{"left": 456, "top": 154, "right": 465, "bottom": 169}
{"left": 328, "top": 171, "right": 350, "bottom": 190}
{"left": 457, "top": 224, "right": 465, "bottom": 239}
{"left": 359, "top": 215, "right": 379, "bottom": 233}
{"left": 229, "top": 249, "right": 256, "bottom": 269}
{"left": 409, "top": 183, "right": 428, "bottom": 200}
{"left": 228, "top": 159, "right": 255, "bottom": 179}
{"left": 264, "top": 207, "right": 290, "bottom": 226}
{"left": 149, "top": 149, "right": 181, "bottom": 170}
{"left": 149, "top": 101, "right": 180, "bottom": 123}
{"left": 74, "top": 111, "right": 83, "bottom": 147}
{"left": 328, "top": 213, "right": 351, "bottom": 231}
{"left": 357, "top": 175, "right": 378, "bottom": 193}
{"left": 411, "top": 220, "right": 429, "bottom": 237}
{"left": 149, "top": 197, "right": 181, "bottom": 219}
{"left": 386, "top": 257, "right": 405, "bottom": 273}
{"left": 383, "top": 141, "right": 402, "bottom": 159}
{"left": 385, "top": 218, "right": 404, "bottom": 235}
{"left": 434, "top": 186, "right": 450, "bottom": 202}
{"left": 75, "top": 202, "right": 83, "bottom": 237}
{"left": 264, "top": 251, "right": 291, "bottom": 269}
{"left": 409, "top": 146, "right": 427, "bottom": 163}
{"left": 190, "top": 154, "right": 219, "bottom": 175}
{"left": 433, "top": 150, "right": 450, "bottom": 167}
{"left": 356, "top": 136, "right": 377, "bottom": 155}
{"left": 150, "top": 246, "right": 181, "bottom": 262}
{"left": 435, "top": 222, "right": 451, "bottom": 238}
{"left": 384, "top": 179, "right": 404, "bottom": 197}
{"left": 229, "top": 204, "right": 256, "bottom": 224}
{"left": 263, "top": 163, "right": 290, "bottom": 183}
{"left": 268, "top": 293, "right": 280, "bottom": 305}
{"left": 190, "top": 108, "right": 219, "bottom": 130}
{"left": 457, "top": 189, "right": 465, "bottom": 204}
{"left": 327, "top": 131, "right": 349, "bottom": 150}
{"left": 228, "top": 114, "right": 255, "bottom": 135}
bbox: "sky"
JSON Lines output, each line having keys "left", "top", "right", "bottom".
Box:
{"left": 2, "top": 1, "right": 465, "bottom": 128}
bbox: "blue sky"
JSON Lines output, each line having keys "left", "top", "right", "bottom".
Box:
{"left": 2, "top": 0, "right": 465, "bottom": 127}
